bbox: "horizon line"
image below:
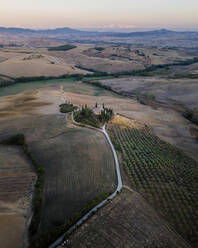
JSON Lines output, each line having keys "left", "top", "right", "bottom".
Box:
{"left": 1, "top": 26, "right": 198, "bottom": 33}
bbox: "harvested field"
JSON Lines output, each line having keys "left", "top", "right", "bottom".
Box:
{"left": 0, "top": 55, "right": 86, "bottom": 77}
{"left": 0, "top": 113, "right": 116, "bottom": 244}
{"left": 27, "top": 115, "right": 116, "bottom": 233}
{"left": 45, "top": 45, "right": 144, "bottom": 74}
{"left": 101, "top": 76, "right": 198, "bottom": 108}
{"left": 45, "top": 45, "right": 194, "bottom": 73}
{"left": 83, "top": 46, "right": 191, "bottom": 66}
{"left": 108, "top": 115, "right": 198, "bottom": 247}
{"left": 0, "top": 45, "right": 195, "bottom": 77}
{"left": 0, "top": 144, "right": 36, "bottom": 248}
{"left": 66, "top": 189, "right": 189, "bottom": 248}
{"left": 0, "top": 47, "right": 88, "bottom": 77}
{"left": 0, "top": 214, "right": 25, "bottom": 248}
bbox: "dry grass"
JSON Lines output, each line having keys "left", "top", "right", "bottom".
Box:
{"left": 0, "top": 90, "right": 51, "bottom": 120}
{"left": 0, "top": 54, "right": 86, "bottom": 77}
{"left": 101, "top": 76, "right": 198, "bottom": 109}
{"left": 0, "top": 45, "right": 195, "bottom": 76}
{"left": 110, "top": 114, "right": 147, "bottom": 130}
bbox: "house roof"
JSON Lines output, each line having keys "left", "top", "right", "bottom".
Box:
{"left": 92, "top": 107, "right": 103, "bottom": 113}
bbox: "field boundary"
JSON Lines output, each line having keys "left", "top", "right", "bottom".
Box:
{"left": 48, "top": 113, "right": 122, "bottom": 248}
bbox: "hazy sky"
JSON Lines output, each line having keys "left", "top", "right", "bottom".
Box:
{"left": 0, "top": 0, "right": 198, "bottom": 29}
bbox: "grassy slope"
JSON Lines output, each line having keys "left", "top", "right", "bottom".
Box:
{"left": 0, "top": 77, "right": 117, "bottom": 98}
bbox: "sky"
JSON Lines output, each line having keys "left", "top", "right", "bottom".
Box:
{"left": 0, "top": 0, "right": 198, "bottom": 30}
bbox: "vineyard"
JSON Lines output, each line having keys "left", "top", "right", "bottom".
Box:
{"left": 108, "top": 119, "right": 198, "bottom": 248}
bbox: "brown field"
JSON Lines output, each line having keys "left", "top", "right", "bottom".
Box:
{"left": 66, "top": 189, "right": 189, "bottom": 248}
{"left": 0, "top": 47, "right": 87, "bottom": 77}
{"left": 83, "top": 46, "right": 192, "bottom": 66}
{"left": 0, "top": 44, "right": 195, "bottom": 77}
{"left": 0, "top": 89, "right": 116, "bottom": 238}
{"left": 45, "top": 45, "right": 194, "bottom": 73}
{"left": 0, "top": 75, "right": 198, "bottom": 247}
{"left": 0, "top": 144, "right": 36, "bottom": 248}
{"left": 26, "top": 115, "right": 116, "bottom": 233}
{"left": 101, "top": 76, "right": 198, "bottom": 109}
{"left": 0, "top": 214, "right": 25, "bottom": 248}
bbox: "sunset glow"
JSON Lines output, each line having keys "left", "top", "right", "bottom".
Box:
{"left": 0, "top": 0, "right": 198, "bottom": 29}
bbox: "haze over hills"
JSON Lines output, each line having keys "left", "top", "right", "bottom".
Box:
{"left": 1, "top": 27, "right": 198, "bottom": 47}
{"left": 1, "top": 0, "right": 198, "bottom": 247}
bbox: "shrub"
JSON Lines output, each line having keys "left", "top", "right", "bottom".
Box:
{"left": 183, "top": 108, "right": 198, "bottom": 125}
{"left": 95, "top": 47, "right": 105, "bottom": 52}
{"left": 59, "top": 103, "right": 77, "bottom": 113}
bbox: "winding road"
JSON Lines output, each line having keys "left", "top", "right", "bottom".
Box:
{"left": 49, "top": 112, "right": 122, "bottom": 248}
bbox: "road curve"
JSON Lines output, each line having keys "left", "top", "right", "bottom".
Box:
{"left": 49, "top": 113, "right": 122, "bottom": 248}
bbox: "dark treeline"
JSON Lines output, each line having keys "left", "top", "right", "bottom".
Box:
{"left": 183, "top": 108, "right": 198, "bottom": 125}
{"left": 59, "top": 102, "right": 77, "bottom": 113}
{"left": 0, "top": 72, "right": 108, "bottom": 88}
{"left": 77, "top": 56, "right": 198, "bottom": 77}
{"left": 48, "top": 44, "right": 77, "bottom": 51}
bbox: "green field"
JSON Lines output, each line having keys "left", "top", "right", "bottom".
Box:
{"left": 0, "top": 77, "right": 118, "bottom": 98}
{"left": 108, "top": 121, "right": 198, "bottom": 248}
{"left": 0, "top": 78, "right": 76, "bottom": 97}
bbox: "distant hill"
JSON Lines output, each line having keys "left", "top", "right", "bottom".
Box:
{"left": 0, "top": 27, "right": 198, "bottom": 47}
{"left": 108, "top": 29, "right": 175, "bottom": 37}
{"left": 0, "top": 26, "right": 95, "bottom": 35}
{"left": 0, "top": 27, "right": 197, "bottom": 36}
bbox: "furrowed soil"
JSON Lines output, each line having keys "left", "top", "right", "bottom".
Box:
{"left": 0, "top": 113, "right": 116, "bottom": 238}
{"left": 27, "top": 115, "right": 116, "bottom": 233}
{"left": 0, "top": 144, "right": 36, "bottom": 248}
{"left": 66, "top": 189, "right": 189, "bottom": 248}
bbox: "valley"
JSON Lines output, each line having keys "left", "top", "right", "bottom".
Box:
{"left": 0, "top": 35, "right": 198, "bottom": 248}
